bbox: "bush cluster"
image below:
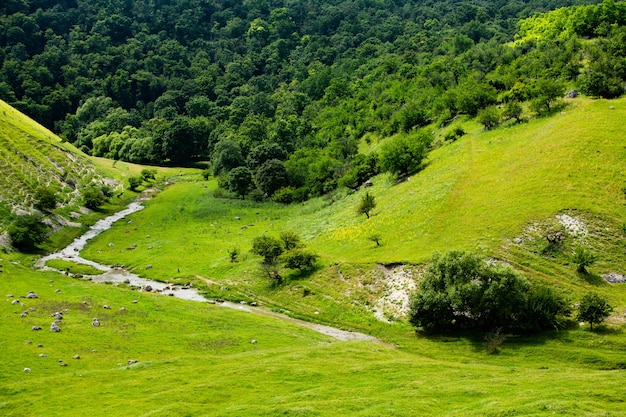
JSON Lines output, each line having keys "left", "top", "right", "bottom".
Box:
{"left": 409, "top": 251, "right": 571, "bottom": 333}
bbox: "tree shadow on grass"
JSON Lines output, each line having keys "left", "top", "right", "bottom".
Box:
{"left": 416, "top": 327, "right": 576, "bottom": 354}
{"left": 577, "top": 270, "right": 607, "bottom": 286}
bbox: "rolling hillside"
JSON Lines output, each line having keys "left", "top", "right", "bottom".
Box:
{"left": 0, "top": 99, "right": 114, "bottom": 231}
{"left": 1, "top": 87, "right": 626, "bottom": 416}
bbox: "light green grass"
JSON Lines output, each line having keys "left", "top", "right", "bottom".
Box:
{"left": 1, "top": 252, "right": 625, "bottom": 416}
{"left": 80, "top": 98, "right": 626, "bottom": 329}
{"left": 44, "top": 259, "right": 104, "bottom": 275}
{"left": 3, "top": 97, "right": 626, "bottom": 416}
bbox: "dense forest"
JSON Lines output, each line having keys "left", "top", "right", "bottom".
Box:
{"left": 1, "top": 0, "right": 625, "bottom": 200}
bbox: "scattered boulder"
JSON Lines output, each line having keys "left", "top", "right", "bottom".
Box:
{"left": 363, "top": 179, "right": 374, "bottom": 188}
{"left": 60, "top": 363, "right": 68, "bottom": 367}
{"left": 20, "top": 312, "right": 28, "bottom": 318}
{"left": 72, "top": 355, "right": 80, "bottom": 360}
{"left": 32, "top": 326, "right": 42, "bottom": 331}
{"left": 143, "top": 285, "right": 152, "bottom": 292}
{"left": 11, "top": 299, "right": 19, "bottom": 305}
{"left": 145, "top": 264, "right": 152, "bottom": 270}
{"left": 39, "top": 354, "right": 47, "bottom": 357}
{"left": 565, "top": 89, "right": 578, "bottom": 98}
{"left": 6, "top": 294, "right": 13, "bottom": 298}
{"left": 37, "top": 343, "right": 43, "bottom": 347}
{"left": 250, "top": 302, "right": 257, "bottom": 307}
{"left": 250, "top": 339, "right": 257, "bottom": 344}
{"left": 132, "top": 300, "right": 138, "bottom": 304}
{"left": 119, "top": 307, "right": 126, "bottom": 311}
{"left": 127, "top": 359, "right": 138, "bottom": 365}
{"left": 50, "top": 322, "right": 61, "bottom": 332}
{"left": 603, "top": 273, "right": 626, "bottom": 283}
{"left": 92, "top": 318, "right": 100, "bottom": 327}
{"left": 240, "top": 301, "right": 247, "bottom": 305}
{"left": 235, "top": 216, "right": 240, "bottom": 220}
{"left": 24, "top": 368, "right": 31, "bottom": 373}
{"left": 54, "top": 289, "right": 62, "bottom": 294}
{"left": 103, "top": 305, "right": 111, "bottom": 309}
{"left": 51, "top": 312, "right": 63, "bottom": 320}
{"left": 26, "top": 292, "right": 38, "bottom": 299}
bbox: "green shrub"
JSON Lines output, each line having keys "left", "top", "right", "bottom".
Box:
{"left": 577, "top": 292, "right": 612, "bottom": 331}
{"left": 34, "top": 186, "right": 58, "bottom": 211}
{"left": 409, "top": 251, "right": 571, "bottom": 333}
{"left": 572, "top": 246, "right": 597, "bottom": 273}
{"left": 82, "top": 186, "right": 106, "bottom": 209}
{"left": 8, "top": 215, "right": 50, "bottom": 251}
{"left": 282, "top": 249, "right": 318, "bottom": 271}
{"left": 128, "top": 176, "right": 142, "bottom": 192}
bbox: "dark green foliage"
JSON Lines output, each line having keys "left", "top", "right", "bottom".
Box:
{"left": 212, "top": 140, "right": 245, "bottom": 176}
{"left": 82, "top": 186, "right": 106, "bottom": 209}
{"left": 357, "top": 192, "right": 376, "bottom": 219}
{"left": 2, "top": 0, "right": 624, "bottom": 180}
{"left": 501, "top": 102, "right": 523, "bottom": 123}
{"left": 128, "top": 176, "right": 142, "bottom": 192}
{"left": 577, "top": 292, "right": 612, "bottom": 331}
{"left": 522, "top": 285, "right": 572, "bottom": 332}
{"left": 247, "top": 143, "right": 287, "bottom": 170}
{"left": 338, "top": 153, "right": 379, "bottom": 191}
{"left": 380, "top": 133, "right": 430, "bottom": 178}
{"left": 282, "top": 249, "right": 318, "bottom": 271}
{"left": 271, "top": 186, "right": 295, "bottom": 204}
{"left": 477, "top": 106, "right": 501, "bottom": 130}
{"left": 251, "top": 236, "right": 284, "bottom": 266}
{"left": 34, "top": 186, "right": 57, "bottom": 211}
{"left": 255, "top": 159, "right": 289, "bottom": 197}
{"left": 444, "top": 127, "right": 466, "bottom": 142}
{"left": 228, "top": 247, "right": 240, "bottom": 263}
{"left": 409, "top": 251, "right": 571, "bottom": 333}
{"left": 8, "top": 215, "right": 50, "bottom": 251}
{"left": 227, "top": 166, "right": 254, "bottom": 199}
{"left": 578, "top": 71, "right": 624, "bottom": 98}
{"left": 280, "top": 231, "right": 302, "bottom": 251}
{"left": 251, "top": 235, "right": 284, "bottom": 284}
{"left": 141, "top": 169, "right": 157, "bottom": 181}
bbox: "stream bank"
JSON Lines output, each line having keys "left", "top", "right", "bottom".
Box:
{"left": 36, "top": 200, "right": 386, "bottom": 344}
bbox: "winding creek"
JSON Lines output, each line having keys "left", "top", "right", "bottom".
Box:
{"left": 36, "top": 200, "right": 385, "bottom": 344}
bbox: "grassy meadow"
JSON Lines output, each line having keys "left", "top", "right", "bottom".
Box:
{"left": 81, "top": 97, "right": 626, "bottom": 327}
{"left": 2, "top": 252, "right": 626, "bottom": 416}
{"left": 2, "top": 97, "right": 626, "bottom": 415}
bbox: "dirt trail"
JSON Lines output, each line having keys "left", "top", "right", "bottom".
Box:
{"left": 36, "top": 200, "right": 388, "bottom": 345}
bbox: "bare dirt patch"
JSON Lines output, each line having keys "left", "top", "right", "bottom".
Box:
{"left": 372, "top": 264, "right": 419, "bottom": 322}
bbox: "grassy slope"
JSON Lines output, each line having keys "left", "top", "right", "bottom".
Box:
{"left": 2, "top": 98, "right": 626, "bottom": 415}
{"left": 82, "top": 97, "right": 626, "bottom": 324}
{"left": 2, "top": 253, "right": 626, "bottom": 417}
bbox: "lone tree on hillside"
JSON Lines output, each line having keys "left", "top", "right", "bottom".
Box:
{"left": 357, "top": 191, "right": 376, "bottom": 219}
{"left": 379, "top": 132, "right": 430, "bottom": 178}
{"left": 572, "top": 246, "right": 597, "bottom": 273}
{"left": 577, "top": 292, "right": 612, "bottom": 331}
{"left": 251, "top": 235, "right": 284, "bottom": 283}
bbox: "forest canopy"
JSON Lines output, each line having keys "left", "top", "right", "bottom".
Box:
{"left": 2, "top": 0, "right": 625, "bottom": 199}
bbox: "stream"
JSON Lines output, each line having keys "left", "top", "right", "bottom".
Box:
{"left": 36, "top": 201, "right": 384, "bottom": 344}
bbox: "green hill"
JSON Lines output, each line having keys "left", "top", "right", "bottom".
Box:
{"left": 1, "top": 92, "right": 626, "bottom": 417}
{"left": 79, "top": 97, "right": 626, "bottom": 325}
{"left": 0, "top": 99, "right": 114, "bottom": 231}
